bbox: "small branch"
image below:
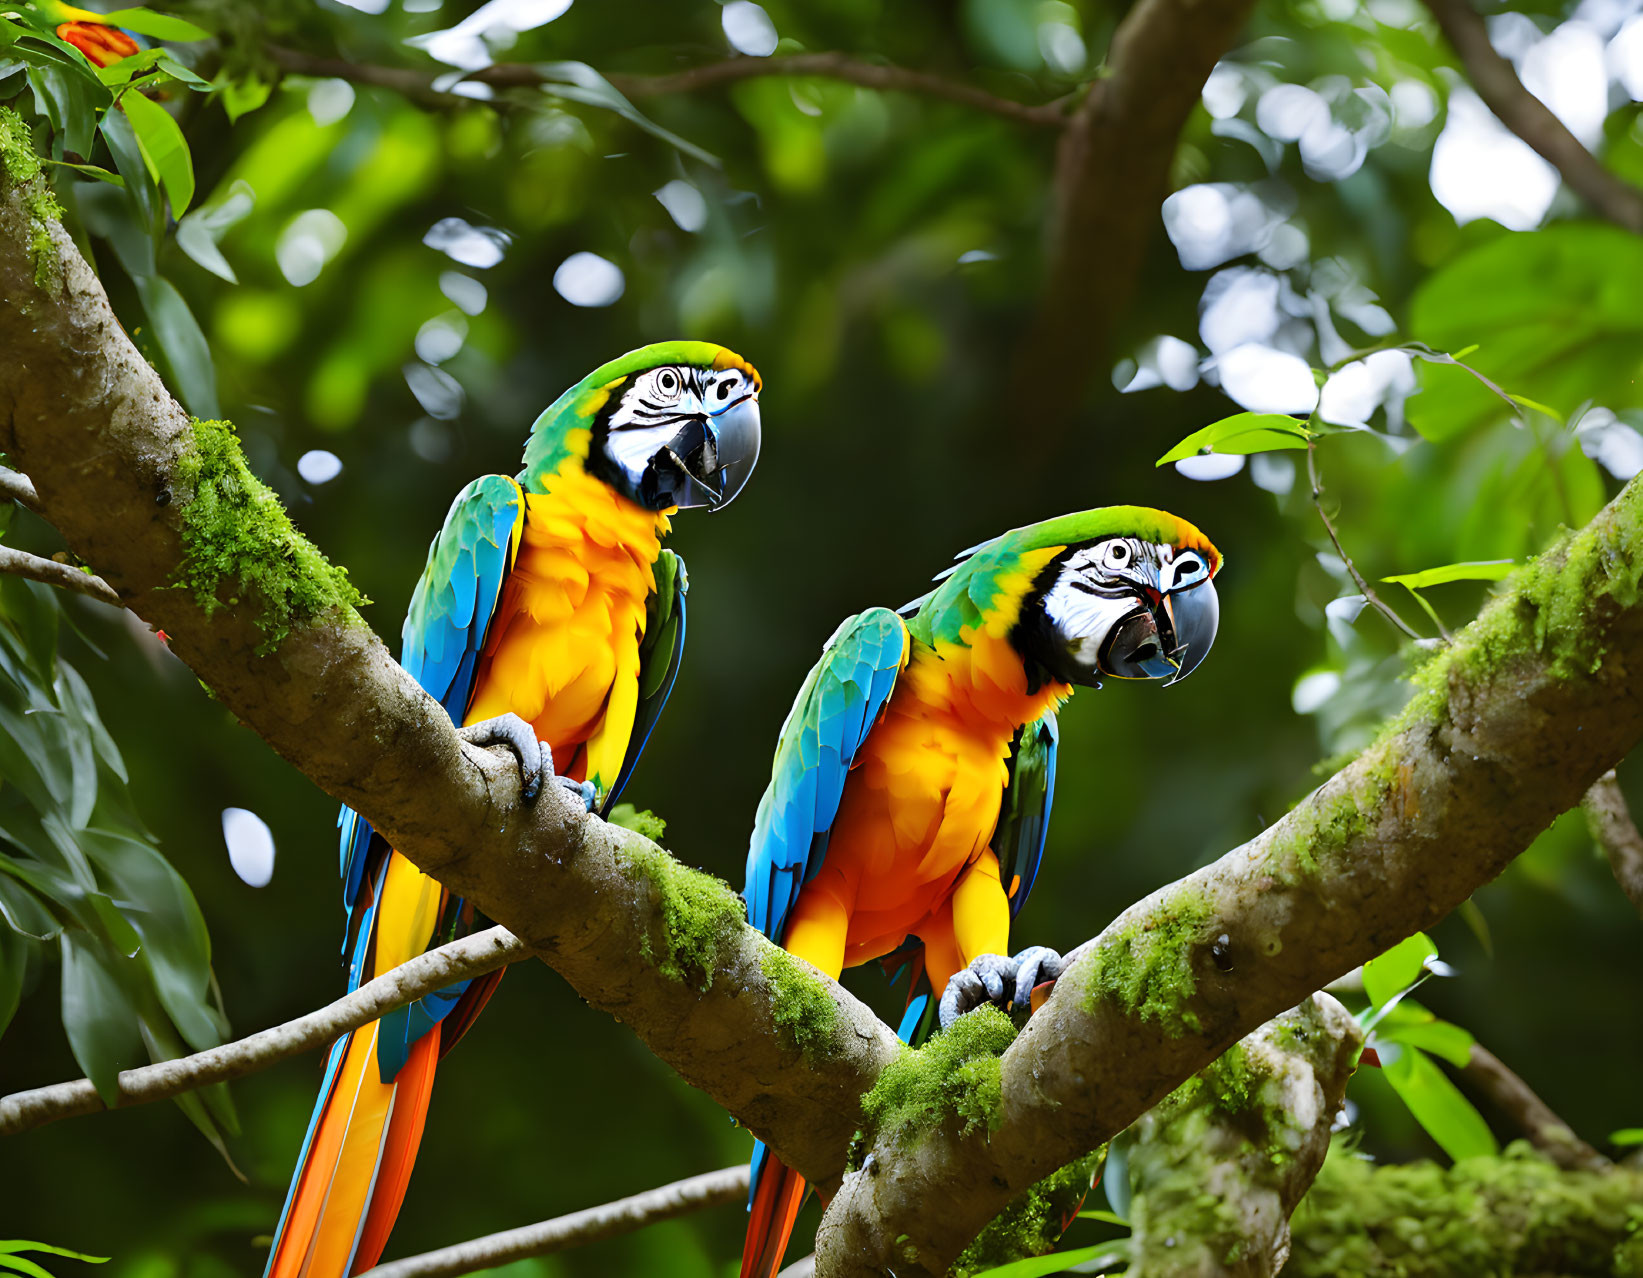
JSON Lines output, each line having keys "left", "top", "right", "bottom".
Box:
{"left": 1583, "top": 769, "right": 1643, "bottom": 917}
{"left": 361, "top": 1165, "right": 750, "bottom": 1278}
{"left": 0, "top": 465, "right": 40, "bottom": 511}
{"left": 1308, "top": 441, "right": 1425, "bottom": 643}
{"left": 265, "top": 46, "right": 1067, "bottom": 128}
{"left": 608, "top": 54, "right": 1068, "bottom": 128}
{"left": 1460, "top": 1043, "right": 1609, "bottom": 1172}
{"left": 1424, "top": 0, "right": 1643, "bottom": 234}
{"left": 0, "top": 544, "right": 120, "bottom": 607}
{"left": 0, "top": 925, "right": 526, "bottom": 1136}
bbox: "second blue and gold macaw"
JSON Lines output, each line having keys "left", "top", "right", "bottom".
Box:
{"left": 739, "top": 507, "right": 1222, "bottom": 1278}
{"left": 267, "top": 342, "right": 762, "bottom": 1278}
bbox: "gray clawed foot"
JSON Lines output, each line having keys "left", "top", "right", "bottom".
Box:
{"left": 458, "top": 713, "right": 548, "bottom": 803}
{"left": 1010, "top": 945, "right": 1066, "bottom": 1010}
{"left": 559, "top": 776, "right": 598, "bottom": 812}
{"left": 937, "top": 945, "right": 1067, "bottom": 1031}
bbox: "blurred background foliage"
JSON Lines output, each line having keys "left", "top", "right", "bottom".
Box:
{"left": 2, "top": 0, "right": 1642, "bottom": 1273}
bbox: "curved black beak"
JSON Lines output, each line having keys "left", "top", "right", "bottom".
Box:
{"left": 650, "top": 395, "right": 761, "bottom": 511}
{"left": 1161, "top": 578, "right": 1219, "bottom": 686}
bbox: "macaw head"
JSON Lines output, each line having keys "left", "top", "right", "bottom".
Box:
{"left": 1015, "top": 518, "right": 1221, "bottom": 687}
{"left": 520, "top": 341, "right": 761, "bottom": 511}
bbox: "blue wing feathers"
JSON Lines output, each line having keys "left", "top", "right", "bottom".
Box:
{"left": 742, "top": 608, "right": 908, "bottom": 946}
{"left": 334, "top": 476, "right": 523, "bottom": 1070}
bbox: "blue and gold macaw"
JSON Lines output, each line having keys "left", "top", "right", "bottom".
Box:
{"left": 267, "top": 343, "right": 762, "bottom": 1278}
{"left": 738, "top": 507, "right": 1222, "bottom": 1278}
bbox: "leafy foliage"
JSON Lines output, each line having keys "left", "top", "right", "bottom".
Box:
{"left": 0, "top": 575, "right": 235, "bottom": 1161}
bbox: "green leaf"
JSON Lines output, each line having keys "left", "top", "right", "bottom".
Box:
{"left": 59, "top": 929, "right": 142, "bottom": 1105}
{"left": 1378, "top": 1017, "right": 1476, "bottom": 1068}
{"left": 1075, "top": 1210, "right": 1129, "bottom": 1226}
{"left": 0, "top": 1254, "right": 62, "bottom": 1278}
{"left": 216, "top": 73, "right": 271, "bottom": 123}
{"left": 0, "top": 1243, "right": 108, "bottom": 1263}
{"left": 120, "top": 90, "right": 193, "bottom": 218}
{"left": 40, "top": 156, "right": 123, "bottom": 186}
{"left": 100, "top": 9, "right": 211, "bottom": 42}
{"left": 968, "top": 1241, "right": 1130, "bottom": 1278}
{"left": 1609, "top": 1128, "right": 1643, "bottom": 1146}
{"left": 1381, "top": 561, "right": 1516, "bottom": 590}
{"left": 1383, "top": 1044, "right": 1499, "bottom": 1162}
{"left": 25, "top": 54, "right": 108, "bottom": 158}
{"left": 0, "top": 925, "right": 25, "bottom": 1037}
{"left": 132, "top": 273, "right": 218, "bottom": 417}
{"left": 1156, "top": 413, "right": 1312, "bottom": 466}
{"left": 532, "top": 62, "right": 719, "bottom": 167}
{"left": 1409, "top": 226, "right": 1643, "bottom": 439}
{"left": 1362, "top": 931, "right": 1437, "bottom": 1009}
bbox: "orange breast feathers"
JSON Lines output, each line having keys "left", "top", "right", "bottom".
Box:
{"left": 810, "top": 630, "right": 1068, "bottom": 971}
{"left": 463, "top": 467, "right": 670, "bottom": 796}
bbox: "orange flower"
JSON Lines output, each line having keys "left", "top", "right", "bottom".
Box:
{"left": 56, "top": 20, "right": 139, "bottom": 67}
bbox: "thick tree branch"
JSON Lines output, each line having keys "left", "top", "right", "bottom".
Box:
{"left": 1583, "top": 769, "right": 1643, "bottom": 916}
{"left": 1122, "top": 996, "right": 1361, "bottom": 1278}
{"left": 0, "top": 926, "right": 525, "bottom": 1136}
{"left": 1460, "top": 1043, "right": 1609, "bottom": 1172}
{"left": 1424, "top": 0, "right": 1643, "bottom": 234}
{"left": 8, "top": 144, "right": 1643, "bottom": 1275}
{"left": 361, "top": 1166, "right": 749, "bottom": 1278}
{"left": 1014, "top": 0, "right": 1260, "bottom": 425}
{"left": 265, "top": 46, "right": 1066, "bottom": 128}
{"left": 0, "top": 544, "right": 120, "bottom": 607}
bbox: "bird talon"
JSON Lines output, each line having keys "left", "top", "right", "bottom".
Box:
{"left": 457, "top": 713, "right": 549, "bottom": 804}
{"left": 936, "top": 946, "right": 1067, "bottom": 1030}
{"left": 558, "top": 775, "right": 598, "bottom": 812}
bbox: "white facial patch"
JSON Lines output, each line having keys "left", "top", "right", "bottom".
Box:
{"left": 1040, "top": 538, "right": 1171, "bottom": 669}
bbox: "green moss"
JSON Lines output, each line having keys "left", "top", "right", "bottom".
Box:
{"left": 860, "top": 1005, "right": 1017, "bottom": 1149}
{"left": 1266, "top": 760, "right": 1392, "bottom": 889}
{"left": 1081, "top": 887, "right": 1216, "bottom": 1034}
{"left": 0, "top": 105, "right": 65, "bottom": 290}
{"left": 1288, "top": 1139, "right": 1643, "bottom": 1277}
{"left": 173, "top": 418, "right": 367, "bottom": 653}
{"left": 954, "top": 1151, "right": 1104, "bottom": 1277}
{"left": 1385, "top": 495, "right": 1643, "bottom": 741}
{"left": 760, "top": 948, "right": 837, "bottom": 1061}
{"left": 606, "top": 803, "right": 667, "bottom": 843}
{"left": 617, "top": 840, "right": 744, "bottom": 991}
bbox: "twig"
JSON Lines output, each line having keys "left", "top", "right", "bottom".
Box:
{"left": 266, "top": 47, "right": 1067, "bottom": 129}
{"left": 1424, "top": 0, "right": 1643, "bottom": 234}
{"left": 1460, "top": 1043, "right": 1610, "bottom": 1172}
{"left": 608, "top": 54, "right": 1068, "bottom": 128}
{"left": 0, "top": 465, "right": 40, "bottom": 511}
{"left": 0, "top": 545, "right": 120, "bottom": 607}
{"left": 1307, "top": 441, "right": 1425, "bottom": 643}
{"left": 0, "top": 925, "right": 526, "bottom": 1136}
{"left": 361, "top": 1165, "right": 750, "bottom": 1278}
{"left": 1583, "top": 770, "right": 1643, "bottom": 918}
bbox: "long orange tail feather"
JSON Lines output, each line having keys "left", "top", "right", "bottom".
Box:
{"left": 741, "top": 1154, "right": 809, "bottom": 1278}
{"left": 266, "top": 1022, "right": 442, "bottom": 1278}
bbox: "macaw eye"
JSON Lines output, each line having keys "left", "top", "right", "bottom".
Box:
{"left": 654, "top": 367, "right": 683, "bottom": 400}
{"left": 1101, "top": 540, "right": 1132, "bottom": 572}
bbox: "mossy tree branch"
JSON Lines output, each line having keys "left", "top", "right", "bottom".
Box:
{"left": 6, "top": 125, "right": 1643, "bottom": 1277}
